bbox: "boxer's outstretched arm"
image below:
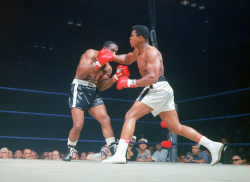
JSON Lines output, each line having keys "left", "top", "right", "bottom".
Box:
{"left": 135, "top": 49, "right": 160, "bottom": 87}
{"left": 76, "top": 49, "right": 97, "bottom": 76}
{"left": 114, "top": 49, "right": 137, "bottom": 65}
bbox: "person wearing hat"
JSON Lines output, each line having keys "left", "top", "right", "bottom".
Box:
{"left": 135, "top": 138, "right": 152, "bottom": 162}
{"left": 126, "top": 136, "right": 138, "bottom": 161}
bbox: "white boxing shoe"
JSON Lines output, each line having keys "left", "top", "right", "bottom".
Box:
{"left": 209, "top": 142, "right": 224, "bottom": 166}
{"left": 102, "top": 154, "right": 126, "bottom": 164}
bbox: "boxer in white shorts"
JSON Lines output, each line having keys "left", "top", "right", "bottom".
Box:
{"left": 102, "top": 25, "right": 223, "bottom": 166}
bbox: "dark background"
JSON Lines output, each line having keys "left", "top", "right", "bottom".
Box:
{"left": 0, "top": 0, "right": 249, "bottom": 155}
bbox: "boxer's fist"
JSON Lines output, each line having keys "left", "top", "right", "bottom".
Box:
{"left": 93, "top": 49, "right": 114, "bottom": 70}
{"left": 112, "top": 65, "right": 130, "bottom": 82}
{"left": 117, "top": 77, "right": 137, "bottom": 90}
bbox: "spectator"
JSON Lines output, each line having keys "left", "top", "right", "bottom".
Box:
{"left": 219, "top": 137, "right": 235, "bottom": 164}
{"left": 23, "top": 149, "right": 32, "bottom": 159}
{"left": 88, "top": 151, "right": 94, "bottom": 155}
{"left": 0, "top": 148, "right": 9, "bottom": 159}
{"left": 87, "top": 145, "right": 111, "bottom": 161}
{"left": 148, "top": 146, "right": 154, "bottom": 155}
{"left": 48, "top": 152, "right": 53, "bottom": 160}
{"left": 204, "top": 149, "right": 211, "bottom": 163}
{"left": 52, "top": 150, "right": 61, "bottom": 160}
{"left": 236, "top": 147, "right": 247, "bottom": 159}
{"left": 14, "top": 150, "right": 23, "bottom": 159}
{"left": 60, "top": 153, "right": 65, "bottom": 159}
{"left": 179, "top": 154, "right": 186, "bottom": 163}
{"left": 80, "top": 152, "right": 87, "bottom": 160}
{"left": 231, "top": 155, "right": 242, "bottom": 165}
{"left": 42, "top": 152, "right": 49, "bottom": 159}
{"left": 135, "top": 138, "right": 152, "bottom": 162}
{"left": 72, "top": 150, "right": 79, "bottom": 160}
{"left": 183, "top": 145, "right": 209, "bottom": 163}
{"left": 177, "top": 156, "right": 180, "bottom": 162}
{"left": 126, "top": 136, "right": 138, "bottom": 161}
{"left": 152, "top": 144, "right": 168, "bottom": 162}
{"left": 31, "top": 151, "right": 39, "bottom": 159}
{"left": 242, "top": 158, "right": 249, "bottom": 165}
{"left": 8, "top": 150, "right": 13, "bottom": 159}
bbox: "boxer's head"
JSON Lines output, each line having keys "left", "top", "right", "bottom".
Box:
{"left": 130, "top": 25, "right": 149, "bottom": 47}
{"left": 103, "top": 41, "right": 118, "bottom": 55}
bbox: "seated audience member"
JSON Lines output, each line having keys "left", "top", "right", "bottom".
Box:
{"left": 87, "top": 145, "right": 111, "bottom": 161}
{"left": 126, "top": 136, "right": 138, "bottom": 161}
{"left": 60, "top": 153, "right": 65, "bottom": 159}
{"left": 88, "top": 151, "right": 94, "bottom": 155}
{"left": 42, "top": 152, "right": 49, "bottom": 159}
{"left": 72, "top": 150, "right": 79, "bottom": 160}
{"left": 8, "top": 150, "right": 13, "bottom": 159}
{"left": 152, "top": 144, "right": 168, "bottom": 162}
{"left": 204, "top": 149, "right": 211, "bottom": 163}
{"left": 23, "top": 149, "right": 32, "bottom": 159}
{"left": 241, "top": 158, "right": 249, "bottom": 165}
{"left": 14, "top": 150, "right": 23, "bottom": 159}
{"left": 219, "top": 137, "right": 235, "bottom": 164}
{"left": 148, "top": 146, "right": 154, "bottom": 155}
{"left": 52, "top": 150, "right": 61, "bottom": 160}
{"left": 48, "top": 152, "right": 53, "bottom": 160}
{"left": 0, "top": 148, "right": 9, "bottom": 159}
{"left": 80, "top": 152, "right": 87, "bottom": 160}
{"left": 135, "top": 138, "right": 152, "bottom": 162}
{"left": 183, "top": 145, "right": 209, "bottom": 163}
{"left": 231, "top": 155, "right": 242, "bottom": 165}
{"left": 179, "top": 154, "right": 186, "bottom": 163}
{"left": 236, "top": 147, "right": 247, "bottom": 160}
{"left": 31, "top": 151, "right": 39, "bottom": 159}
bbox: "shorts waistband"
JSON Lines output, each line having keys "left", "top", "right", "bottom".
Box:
{"left": 72, "top": 79, "right": 96, "bottom": 87}
{"left": 149, "top": 76, "right": 167, "bottom": 89}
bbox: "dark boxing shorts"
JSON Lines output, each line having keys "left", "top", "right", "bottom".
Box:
{"left": 68, "top": 79, "right": 104, "bottom": 111}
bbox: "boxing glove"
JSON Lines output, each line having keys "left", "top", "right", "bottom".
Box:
{"left": 112, "top": 65, "right": 130, "bottom": 82}
{"left": 117, "top": 77, "right": 137, "bottom": 90}
{"left": 93, "top": 49, "right": 114, "bottom": 70}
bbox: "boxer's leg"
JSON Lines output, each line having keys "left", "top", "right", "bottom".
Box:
{"left": 62, "top": 108, "right": 84, "bottom": 161}
{"left": 88, "top": 105, "right": 116, "bottom": 155}
{"left": 102, "top": 101, "right": 153, "bottom": 163}
{"left": 159, "top": 110, "right": 224, "bottom": 166}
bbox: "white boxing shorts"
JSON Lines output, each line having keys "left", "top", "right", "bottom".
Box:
{"left": 136, "top": 76, "right": 175, "bottom": 117}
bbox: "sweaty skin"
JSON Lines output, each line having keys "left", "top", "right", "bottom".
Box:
{"left": 74, "top": 44, "right": 118, "bottom": 91}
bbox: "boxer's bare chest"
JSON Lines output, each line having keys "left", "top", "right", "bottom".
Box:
{"left": 136, "top": 53, "right": 148, "bottom": 77}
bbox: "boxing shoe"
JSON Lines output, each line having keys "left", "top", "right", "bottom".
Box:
{"left": 102, "top": 154, "right": 126, "bottom": 164}
{"left": 109, "top": 142, "right": 117, "bottom": 156}
{"left": 62, "top": 145, "right": 77, "bottom": 162}
{"left": 199, "top": 136, "right": 224, "bottom": 166}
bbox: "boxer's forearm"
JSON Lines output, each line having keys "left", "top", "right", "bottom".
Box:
{"left": 114, "top": 54, "right": 127, "bottom": 64}
{"left": 98, "top": 78, "right": 115, "bottom": 91}
{"left": 135, "top": 73, "right": 158, "bottom": 87}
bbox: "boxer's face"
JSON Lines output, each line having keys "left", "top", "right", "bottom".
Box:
{"left": 105, "top": 44, "right": 118, "bottom": 55}
{"left": 130, "top": 30, "right": 140, "bottom": 48}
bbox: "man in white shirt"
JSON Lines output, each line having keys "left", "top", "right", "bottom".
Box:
{"left": 152, "top": 144, "right": 168, "bottom": 162}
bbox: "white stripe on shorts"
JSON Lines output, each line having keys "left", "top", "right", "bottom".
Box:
{"left": 72, "top": 83, "right": 78, "bottom": 107}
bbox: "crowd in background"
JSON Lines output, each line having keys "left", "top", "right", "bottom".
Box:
{"left": 0, "top": 136, "right": 249, "bottom": 165}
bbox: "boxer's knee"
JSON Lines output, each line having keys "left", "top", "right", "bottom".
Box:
{"left": 125, "top": 110, "right": 137, "bottom": 122}
{"left": 73, "top": 122, "right": 83, "bottom": 133}
{"left": 169, "top": 124, "right": 183, "bottom": 135}
{"left": 100, "top": 115, "right": 111, "bottom": 127}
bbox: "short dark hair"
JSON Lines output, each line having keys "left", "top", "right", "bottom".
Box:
{"left": 132, "top": 25, "right": 150, "bottom": 41}
{"left": 103, "top": 41, "right": 117, "bottom": 48}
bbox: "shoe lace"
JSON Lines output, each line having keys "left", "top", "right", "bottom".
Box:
{"left": 69, "top": 147, "right": 77, "bottom": 157}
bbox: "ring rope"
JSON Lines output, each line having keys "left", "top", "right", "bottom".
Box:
{"left": 0, "top": 110, "right": 249, "bottom": 124}
{"left": 1, "top": 86, "right": 249, "bottom": 104}
{"left": 0, "top": 136, "right": 249, "bottom": 146}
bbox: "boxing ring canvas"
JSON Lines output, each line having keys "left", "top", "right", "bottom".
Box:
{"left": 0, "top": 159, "right": 249, "bottom": 182}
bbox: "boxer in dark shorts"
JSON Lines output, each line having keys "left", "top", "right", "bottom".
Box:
{"left": 62, "top": 41, "right": 130, "bottom": 161}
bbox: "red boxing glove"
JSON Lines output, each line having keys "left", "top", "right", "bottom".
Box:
{"left": 93, "top": 49, "right": 114, "bottom": 70}
{"left": 112, "top": 65, "right": 130, "bottom": 82}
{"left": 117, "top": 77, "right": 137, "bottom": 90}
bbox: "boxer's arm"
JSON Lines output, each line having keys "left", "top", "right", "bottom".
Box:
{"left": 134, "top": 49, "right": 160, "bottom": 87}
{"left": 76, "top": 49, "right": 96, "bottom": 76}
{"left": 114, "top": 49, "right": 137, "bottom": 65}
{"left": 97, "top": 67, "right": 114, "bottom": 91}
